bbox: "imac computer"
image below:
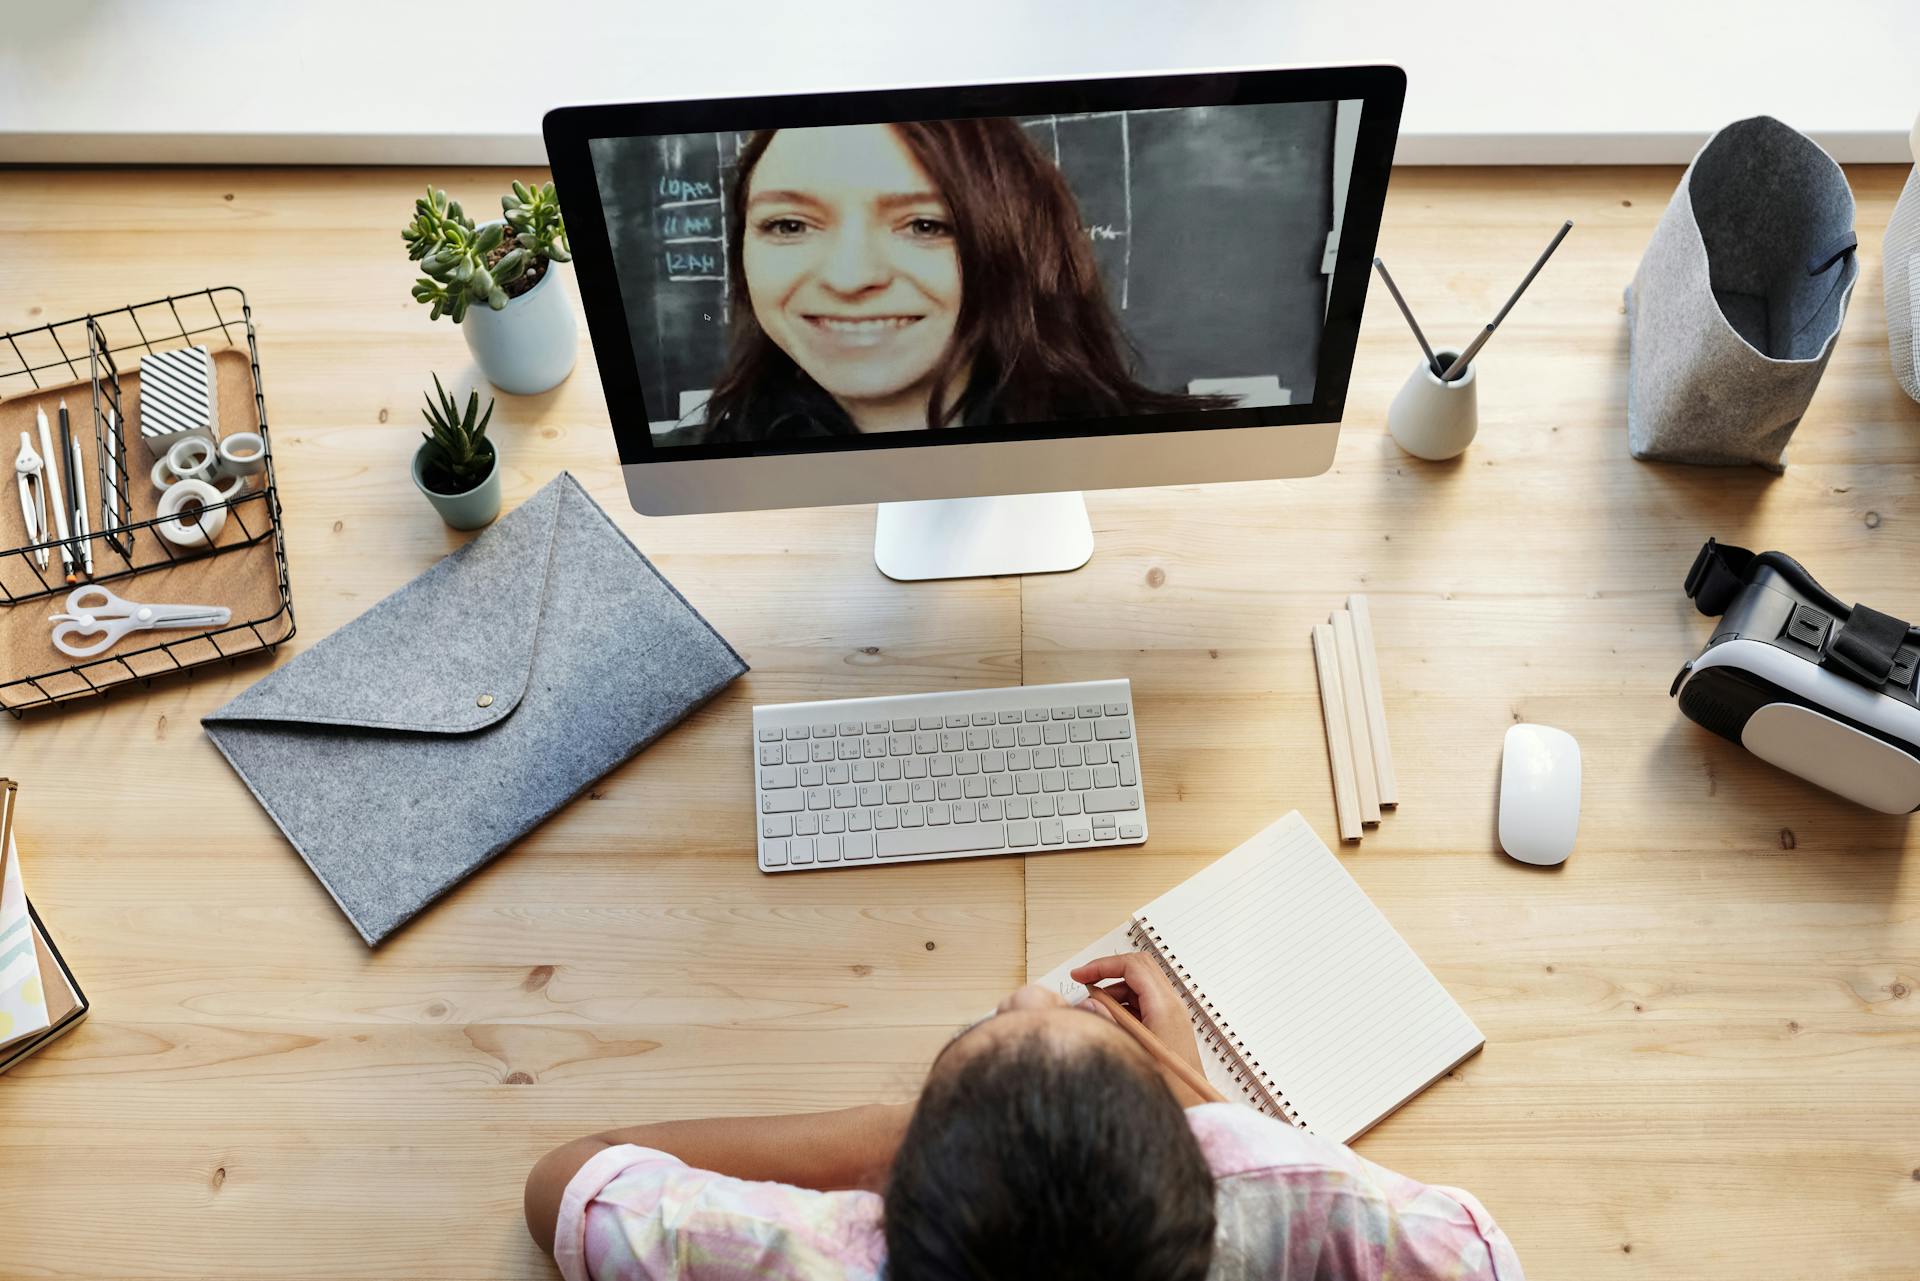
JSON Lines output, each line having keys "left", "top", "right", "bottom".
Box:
{"left": 544, "top": 65, "right": 1404, "bottom": 581}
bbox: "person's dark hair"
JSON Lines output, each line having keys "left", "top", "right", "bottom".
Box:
{"left": 884, "top": 1030, "right": 1216, "bottom": 1281}
{"left": 700, "top": 120, "right": 1231, "bottom": 440}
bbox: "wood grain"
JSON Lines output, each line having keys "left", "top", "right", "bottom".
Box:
{"left": 1, "top": 163, "right": 1917, "bottom": 1281}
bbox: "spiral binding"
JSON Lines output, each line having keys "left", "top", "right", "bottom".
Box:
{"left": 1129, "top": 917, "right": 1306, "bottom": 1129}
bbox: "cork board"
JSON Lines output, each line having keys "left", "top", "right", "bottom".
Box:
{"left": 0, "top": 347, "right": 292, "bottom": 710}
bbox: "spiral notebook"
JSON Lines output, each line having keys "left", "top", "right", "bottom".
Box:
{"left": 1035, "top": 811, "right": 1484, "bottom": 1143}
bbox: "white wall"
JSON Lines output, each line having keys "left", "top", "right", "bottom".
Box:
{"left": 1, "top": 0, "right": 1915, "bottom": 164}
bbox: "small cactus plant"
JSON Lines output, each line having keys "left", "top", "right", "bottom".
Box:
{"left": 404, "top": 180, "right": 571, "bottom": 323}
{"left": 417, "top": 374, "right": 496, "bottom": 493}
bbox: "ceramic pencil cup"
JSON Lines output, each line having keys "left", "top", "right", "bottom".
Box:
{"left": 1387, "top": 349, "right": 1478, "bottom": 461}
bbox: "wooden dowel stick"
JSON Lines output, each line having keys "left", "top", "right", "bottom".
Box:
{"left": 1312, "top": 624, "right": 1363, "bottom": 843}
{"left": 1347, "top": 594, "right": 1398, "bottom": 808}
{"left": 1331, "top": 610, "right": 1382, "bottom": 825}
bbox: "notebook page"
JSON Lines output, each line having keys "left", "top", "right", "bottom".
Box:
{"left": 1030, "top": 925, "right": 1266, "bottom": 1109}
{"left": 1134, "top": 812, "right": 1484, "bottom": 1143}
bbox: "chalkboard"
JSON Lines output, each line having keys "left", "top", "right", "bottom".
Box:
{"left": 588, "top": 102, "right": 1337, "bottom": 429}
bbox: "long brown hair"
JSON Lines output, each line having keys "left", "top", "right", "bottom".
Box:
{"left": 700, "top": 119, "right": 1229, "bottom": 439}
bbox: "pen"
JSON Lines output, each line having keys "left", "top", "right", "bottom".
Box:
{"left": 58, "top": 400, "right": 82, "bottom": 583}
{"left": 36, "top": 406, "right": 73, "bottom": 576}
{"left": 1443, "top": 220, "right": 1574, "bottom": 382}
{"left": 1083, "top": 984, "right": 1229, "bottom": 1106}
{"left": 1373, "top": 257, "right": 1443, "bottom": 378}
{"left": 69, "top": 433, "right": 93, "bottom": 579}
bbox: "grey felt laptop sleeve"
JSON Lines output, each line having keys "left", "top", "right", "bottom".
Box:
{"left": 203, "top": 471, "right": 747, "bottom": 945}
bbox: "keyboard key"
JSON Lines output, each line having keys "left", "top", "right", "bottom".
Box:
{"left": 832, "top": 785, "right": 856, "bottom": 807}
{"left": 1008, "top": 748, "right": 1033, "bottom": 770}
{"left": 827, "top": 763, "right": 852, "bottom": 785}
{"left": 1025, "top": 709, "right": 1047, "bottom": 722}
{"left": 919, "top": 717, "right": 941, "bottom": 731}
{"left": 874, "top": 808, "right": 899, "bottom": 830}
{"left": 795, "top": 813, "right": 819, "bottom": 836}
{"left": 843, "top": 832, "right": 875, "bottom": 860}
{"left": 811, "top": 742, "right": 833, "bottom": 762}
{"left": 904, "top": 758, "right": 928, "bottom": 779}
{"left": 1092, "top": 765, "right": 1119, "bottom": 789}
{"left": 838, "top": 721, "right": 862, "bottom": 735}
{"left": 911, "top": 780, "right": 935, "bottom": 803}
{"left": 1059, "top": 745, "right": 1083, "bottom": 768}
{"left": 1051, "top": 706, "right": 1074, "bottom": 719}
{"left": 940, "top": 730, "right": 965, "bottom": 752}
{"left": 1041, "top": 818, "right": 1065, "bottom": 845}
{"left": 859, "top": 784, "right": 884, "bottom": 806}
{"left": 1119, "top": 757, "right": 1138, "bottom": 787}
{"left": 1103, "top": 702, "right": 1127, "bottom": 717}
{"left": 1056, "top": 794, "right": 1082, "bottom": 816}
{"left": 783, "top": 743, "right": 807, "bottom": 764}
{"left": 990, "top": 776, "right": 1014, "bottom": 796}
{"left": 758, "top": 727, "right": 780, "bottom": 742}
{"left": 945, "top": 715, "right": 968, "bottom": 728}
{"left": 878, "top": 760, "right": 902, "bottom": 780}
{"left": 1034, "top": 746, "right": 1058, "bottom": 768}
{"left": 886, "top": 781, "right": 909, "bottom": 804}
{"left": 816, "top": 836, "right": 842, "bottom": 863}
{"left": 763, "top": 792, "right": 804, "bottom": 814}
{"left": 889, "top": 733, "right": 912, "bottom": 755}
{"left": 763, "top": 839, "right": 789, "bottom": 867}
{"left": 1041, "top": 770, "right": 1065, "bottom": 793}
{"left": 836, "top": 739, "right": 860, "bottom": 760}
{"left": 1043, "top": 723, "right": 1067, "bottom": 744}
{"left": 812, "top": 722, "right": 835, "bottom": 738}
{"left": 1068, "top": 721, "right": 1093, "bottom": 743}
{"left": 926, "top": 803, "right": 950, "bottom": 825}
{"left": 866, "top": 720, "right": 890, "bottom": 733}
{"left": 848, "top": 809, "right": 871, "bottom": 831}
{"left": 971, "top": 712, "right": 994, "bottom": 726}
{"left": 966, "top": 728, "right": 989, "bottom": 750}
{"left": 1066, "top": 767, "right": 1091, "bottom": 790}
{"left": 791, "top": 837, "right": 816, "bottom": 865}
{"left": 1015, "top": 775, "right": 1039, "bottom": 795}
{"left": 1077, "top": 704, "right": 1100, "bottom": 718}
{"left": 864, "top": 737, "right": 887, "bottom": 758}
{"left": 762, "top": 815, "right": 793, "bottom": 838}
{"left": 1092, "top": 814, "right": 1117, "bottom": 832}
{"left": 1084, "top": 789, "right": 1140, "bottom": 813}
{"left": 1084, "top": 744, "right": 1109, "bottom": 765}
{"left": 760, "top": 744, "right": 782, "bottom": 766}
{"left": 1065, "top": 820, "right": 1093, "bottom": 843}
{"left": 991, "top": 726, "right": 1015, "bottom": 748}
{"left": 852, "top": 761, "right": 876, "bottom": 782}
{"left": 998, "top": 710, "right": 1021, "bottom": 723}
{"left": 807, "top": 787, "right": 831, "bottom": 810}
{"left": 1095, "top": 717, "right": 1132, "bottom": 740}
{"left": 1008, "top": 819, "right": 1039, "bottom": 845}
{"left": 878, "top": 823, "right": 1007, "bottom": 859}
{"left": 963, "top": 776, "right": 987, "bottom": 798}
{"left": 931, "top": 756, "right": 954, "bottom": 778}
{"left": 821, "top": 810, "right": 846, "bottom": 833}
{"left": 956, "top": 753, "right": 979, "bottom": 775}
{"left": 937, "top": 778, "right": 961, "bottom": 800}
{"left": 784, "top": 726, "right": 808, "bottom": 741}
{"left": 979, "top": 798, "right": 1004, "bottom": 821}
{"left": 893, "top": 717, "right": 916, "bottom": 732}
{"left": 952, "top": 799, "right": 976, "bottom": 822}
{"left": 1031, "top": 796, "right": 1056, "bottom": 818}
{"left": 800, "top": 764, "right": 825, "bottom": 786}
{"left": 983, "top": 750, "right": 1008, "bottom": 772}
{"left": 761, "top": 765, "right": 798, "bottom": 789}
{"left": 1017, "top": 724, "right": 1041, "bottom": 746}
{"left": 1119, "top": 822, "right": 1145, "bottom": 841}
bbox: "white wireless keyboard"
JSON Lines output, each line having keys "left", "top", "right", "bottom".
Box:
{"left": 753, "top": 679, "right": 1148, "bottom": 872}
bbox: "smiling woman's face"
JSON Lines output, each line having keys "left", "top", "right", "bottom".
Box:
{"left": 741, "top": 125, "right": 963, "bottom": 430}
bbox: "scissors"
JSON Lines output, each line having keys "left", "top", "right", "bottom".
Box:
{"left": 49, "top": 584, "right": 230, "bottom": 659}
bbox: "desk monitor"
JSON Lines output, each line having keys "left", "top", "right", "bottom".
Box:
{"left": 546, "top": 65, "right": 1404, "bottom": 579}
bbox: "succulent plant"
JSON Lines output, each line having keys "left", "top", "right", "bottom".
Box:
{"left": 417, "top": 373, "right": 496, "bottom": 493}
{"left": 403, "top": 181, "right": 571, "bottom": 323}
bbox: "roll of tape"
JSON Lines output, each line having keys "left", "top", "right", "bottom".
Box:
{"left": 152, "top": 435, "right": 215, "bottom": 492}
{"left": 155, "top": 477, "right": 228, "bottom": 549}
{"left": 218, "top": 432, "right": 266, "bottom": 478}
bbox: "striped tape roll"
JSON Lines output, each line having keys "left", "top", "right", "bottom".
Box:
{"left": 138, "top": 346, "right": 216, "bottom": 441}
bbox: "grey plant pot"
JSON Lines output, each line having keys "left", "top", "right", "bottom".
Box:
{"left": 460, "top": 222, "right": 578, "bottom": 396}
{"left": 412, "top": 441, "right": 502, "bottom": 530}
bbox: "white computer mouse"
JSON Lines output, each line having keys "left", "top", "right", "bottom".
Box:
{"left": 1499, "top": 723, "right": 1581, "bottom": 866}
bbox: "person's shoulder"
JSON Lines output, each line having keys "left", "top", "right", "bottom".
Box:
{"left": 1184, "top": 1103, "right": 1356, "bottom": 1180}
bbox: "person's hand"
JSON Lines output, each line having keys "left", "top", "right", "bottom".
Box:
{"left": 1069, "top": 952, "right": 1209, "bottom": 1098}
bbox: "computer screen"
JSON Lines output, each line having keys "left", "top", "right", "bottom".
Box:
{"left": 556, "top": 74, "right": 1399, "bottom": 464}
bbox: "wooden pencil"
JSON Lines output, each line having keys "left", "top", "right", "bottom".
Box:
{"left": 1311, "top": 624, "right": 1363, "bottom": 842}
{"left": 1347, "top": 595, "right": 1398, "bottom": 807}
{"left": 1331, "top": 610, "right": 1382, "bottom": 825}
{"left": 1083, "top": 984, "right": 1229, "bottom": 1105}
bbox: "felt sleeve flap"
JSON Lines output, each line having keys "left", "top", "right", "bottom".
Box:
{"left": 204, "top": 471, "right": 568, "bottom": 734}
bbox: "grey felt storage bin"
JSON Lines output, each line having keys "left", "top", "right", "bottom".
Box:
{"left": 1626, "top": 116, "right": 1858, "bottom": 468}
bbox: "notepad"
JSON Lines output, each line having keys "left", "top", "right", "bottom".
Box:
{"left": 1034, "top": 811, "right": 1484, "bottom": 1143}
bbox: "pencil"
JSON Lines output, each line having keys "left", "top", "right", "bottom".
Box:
{"left": 1083, "top": 984, "right": 1229, "bottom": 1105}
{"left": 1443, "top": 219, "right": 1574, "bottom": 381}
{"left": 1373, "top": 257, "right": 1442, "bottom": 378}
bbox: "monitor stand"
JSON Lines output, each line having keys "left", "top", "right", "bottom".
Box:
{"left": 874, "top": 492, "right": 1094, "bottom": 581}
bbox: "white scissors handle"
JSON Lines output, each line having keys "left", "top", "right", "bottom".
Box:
{"left": 49, "top": 585, "right": 230, "bottom": 659}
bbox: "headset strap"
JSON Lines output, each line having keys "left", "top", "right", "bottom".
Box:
{"left": 1683, "top": 539, "right": 1755, "bottom": 617}
{"left": 1685, "top": 539, "right": 1911, "bottom": 690}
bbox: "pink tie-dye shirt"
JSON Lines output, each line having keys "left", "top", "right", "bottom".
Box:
{"left": 554, "top": 1103, "right": 1525, "bottom": 1280}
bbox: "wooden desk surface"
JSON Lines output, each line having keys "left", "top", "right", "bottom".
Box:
{"left": 2, "top": 164, "right": 1916, "bottom": 1280}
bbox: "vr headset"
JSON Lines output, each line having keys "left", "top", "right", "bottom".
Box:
{"left": 1673, "top": 539, "right": 1920, "bottom": 813}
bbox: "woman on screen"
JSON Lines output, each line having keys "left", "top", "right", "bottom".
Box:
{"left": 676, "top": 119, "right": 1230, "bottom": 443}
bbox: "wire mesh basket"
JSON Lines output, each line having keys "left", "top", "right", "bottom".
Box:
{"left": 0, "top": 287, "right": 295, "bottom": 714}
